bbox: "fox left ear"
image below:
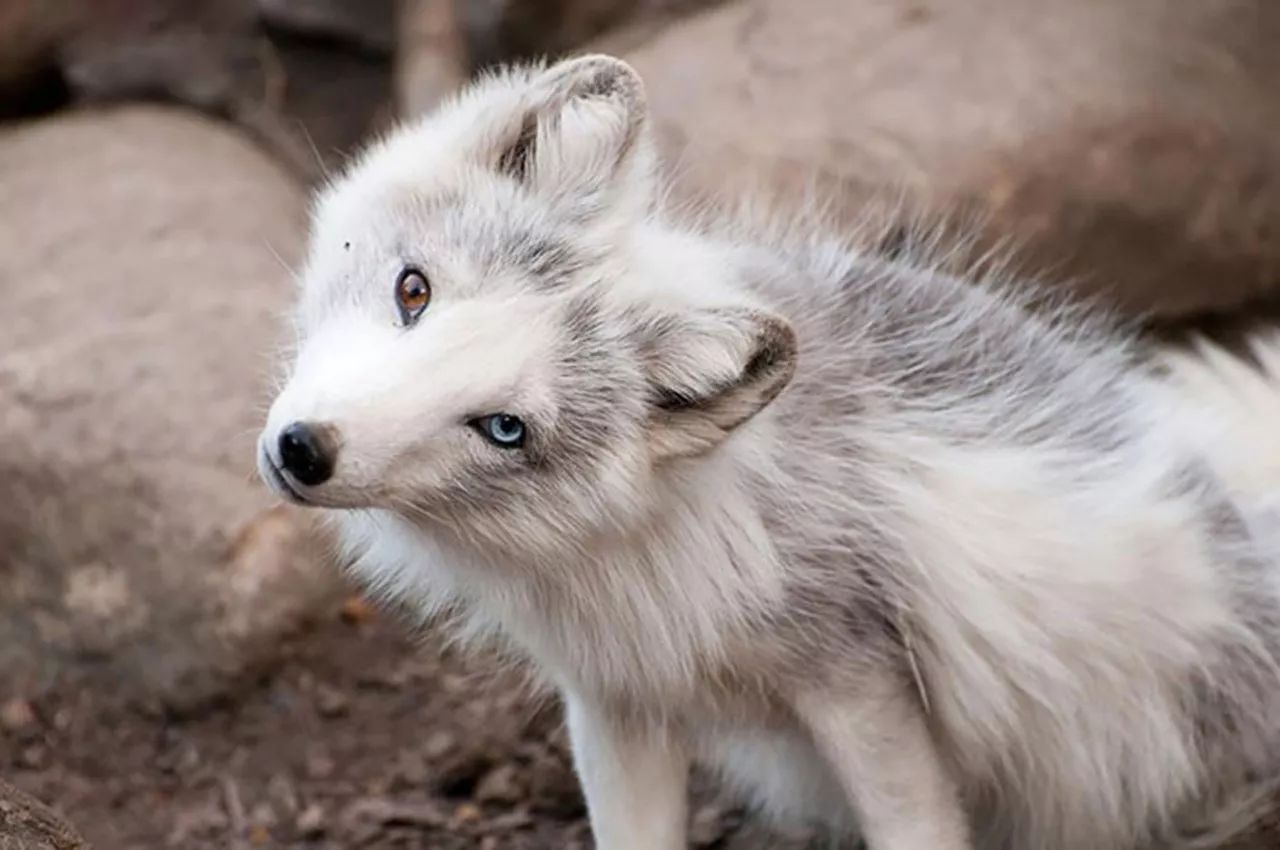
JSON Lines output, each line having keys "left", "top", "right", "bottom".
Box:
{"left": 630, "top": 305, "right": 798, "bottom": 460}
{"left": 495, "top": 54, "right": 651, "bottom": 216}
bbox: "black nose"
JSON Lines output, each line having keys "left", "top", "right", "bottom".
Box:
{"left": 277, "top": 422, "right": 336, "bottom": 486}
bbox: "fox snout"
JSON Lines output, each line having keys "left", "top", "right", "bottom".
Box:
{"left": 258, "top": 420, "right": 340, "bottom": 504}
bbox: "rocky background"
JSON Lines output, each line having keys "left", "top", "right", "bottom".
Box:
{"left": 1, "top": 1, "right": 1279, "bottom": 847}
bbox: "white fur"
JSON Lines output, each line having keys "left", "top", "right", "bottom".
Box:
{"left": 1160, "top": 331, "right": 1280, "bottom": 508}
{"left": 259, "top": 55, "right": 1280, "bottom": 850}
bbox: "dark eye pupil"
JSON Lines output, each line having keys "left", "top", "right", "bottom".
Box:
{"left": 486, "top": 414, "right": 525, "bottom": 446}
{"left": 395, "top": 268, "right": 431, "bottom": 324}
{"left": 401, "top": 278, "right": 426, "bottom": 303}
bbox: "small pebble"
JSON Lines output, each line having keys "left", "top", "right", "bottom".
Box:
{"left": 267, "top": 773, "right": 299, "bottom": 814}
{"left": 177, "top": 744, "right": 201, "bottom": 773}
{"left": 474, "top": 763, "right": 524, "bottom": 804}
{"left": 393, "top": 750, "right": 429, "bottom": 787}
{"left": 18, "top": 745, "right": 45, "bottom": 769}
{"left": 0, "top": 698, "right": 37, "bottom": 734}
{"left": 451, "top": 802, "right": 482, "bottom": 826}
{"left": 339, "top": 595, "right": 376, "bottom": 624}
{"left": 315, "top": 685, "right": 350, "bottom": 718}
{"left": 249, "top": 801, "right": 277, "bottom": 828}
{"left": 305, "top": 751, "right": 336, "bottom": 780}
{"left": 295, "top": 803, "right": 326, "bottom": 837}
{"left": 487, "top": 808, "right": 534, "bottom": 831}
{"left": 423, "top": 730, "right": 455, "bottom": 759}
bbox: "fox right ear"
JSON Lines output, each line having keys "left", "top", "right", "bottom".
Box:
{"left": 495, "top": 55, "right": 651, "bottom": 216}
{"left": 630, "top": 305, "right": 798, "bottom": 461}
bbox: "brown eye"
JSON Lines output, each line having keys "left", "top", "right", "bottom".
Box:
{"left": 394, "top": 267, "right": 431, "bottom": 325}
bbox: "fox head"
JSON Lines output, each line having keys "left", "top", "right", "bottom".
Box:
{"left": 259, "top": 55, "right": 797, "bottom": 558}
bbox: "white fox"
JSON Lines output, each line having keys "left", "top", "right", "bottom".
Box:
{"left": 258, "top": 54, "right": 1280, "bottom": 850}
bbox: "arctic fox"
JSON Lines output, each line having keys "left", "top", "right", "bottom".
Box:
{"left": 258, "top": 54, "right": 1280, "bottom": 850}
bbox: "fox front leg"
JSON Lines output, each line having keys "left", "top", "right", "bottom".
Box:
{"left": 564, "top": 693, "right": 690, "bottom": 850}
{"left": 795, "top": 669, "right": 972, "bottom": 850}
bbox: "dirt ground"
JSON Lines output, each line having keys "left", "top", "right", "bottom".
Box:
{"left": 0, "top": 592, "right": 828, "bottom": 850}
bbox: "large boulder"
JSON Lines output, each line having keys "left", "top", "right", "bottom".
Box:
{"left": 0, "top": 0, "right": 396, "bottom": 182}
{"left": 584, "top": 0, "right": 1280, "bottom": 321}
{"left": 0, "top": 105, "right": 341, "bottom": 713}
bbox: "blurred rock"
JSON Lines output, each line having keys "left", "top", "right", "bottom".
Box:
{"left": 0, "top": 0, "right": 394, "bottom": 183}
{"left": 0, "top": 2, "right": 67, "bottom": 80}
{"left": 473, "top": 763, "right": 524, "bottom": 805}
{"left": 294, "top": 802, "right": 326, "bottom": 838}
{"left": 59, "top": 0, "right": 259, "bottom": 113}
{"left": 454, "top": 0, "right": 723, "bottom": 70}
{"left": 259, "top": 0, "right": 395, "bottom": 53}
{"left": 0, "top": 697, "right": 38, "bottom": 736}
{"left": 263, "top": 30, "right": 395, "bottom": 175}
{"left": 0, "top": 105, "right": 342, "bottom": 713}
{"left": 590, "top": 0, "right": 1280, "bottom": 321}
{"left": 314, "top": 684, "right": 350, "bottom": 718}
{"left": 0, "top": 779, "right": 88, "bottom": 850}
{"left": 0, "top": 0, "right": 76, "bottom": 111}
{"left": 394, "top": 0, "right": 727, "bottom": 120}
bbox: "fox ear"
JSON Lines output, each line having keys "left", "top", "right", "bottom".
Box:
{"left": 495, "top": 54, "right": 651, "bottom": 215}
{"left": 631, "top": 306, "right": 798, "bottom": 460}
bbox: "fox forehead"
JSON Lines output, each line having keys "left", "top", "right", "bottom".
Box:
{"left": 302, "top": 166, "right": 601, "bottom": 328}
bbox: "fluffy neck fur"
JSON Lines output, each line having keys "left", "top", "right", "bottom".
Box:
{"left": 339, "top": 442, "right": 784, "bottom": 707}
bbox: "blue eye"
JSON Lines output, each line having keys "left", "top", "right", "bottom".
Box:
{"left": 472, "top": 414, "right": 526, "bottom": 449}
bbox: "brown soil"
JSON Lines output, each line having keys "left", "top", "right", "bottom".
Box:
{"left": 0, "top": 595, "right": 824, "bottom": 850}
